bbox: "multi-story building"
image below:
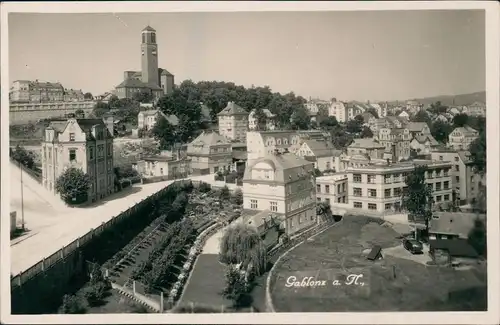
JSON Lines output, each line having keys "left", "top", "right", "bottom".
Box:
{"left": 376, "top": 127, "right": 411, "bottom": 160}
{"left": 406, "top": 122, "right": 431, "bottom": 139}
{"left": 448, "top": 126, "right": 479, "bottom": 150}
{"left": 137, "top": 109, "right": 179, "bottom": 131}
{"left": 248, "top": 108, "right": 276, "bottom": 131}
{"left": 63, "top": 89, "right": 85, "bottom": 102}
{"left": 346, "top": 160, "right": 453, "bottom": 214}
{"left": 316, "top": 174, "right": 348, "bottom": 205}
{"left": 347, "top": 138, "right": 385, "bottom": 159}
{"left": 410, "top": 134, "right": 440, "bottom": 155}
{"left": 431, "top": 149, "right": 484, "bottom": 205}
{"left": 187, "top": 131, "right": 233, "bottom": 175}
{"left": 345, "top": 102, "right": 364, "bottom": 121}
{"left": 135, "top": 155, "right": 191, "bottom": 178}
{"left": 328, "top": 99, "right": 348, "bottom": 122}
{"left": 10, "top": 80, "right": 66, "bottom": 103}
{"left": 296, "top": 140, "right": 342, "bottom": 172}
{"left": 305, "top": 98, "right": 330, "bottom": 115}
{"left": 115, "top": 26, "right": 175, "bottom": 99}
{"left": 242, "top": 152, "right": 317, "bottom": 236}
{"left": 41, "top": 118, "right": 115, "bottom": 203}
{"left": 466, "top": 101, "right": 486, "bottom": 117}
{"left": 217, "top": 101, "right": 249, "bottom": 142}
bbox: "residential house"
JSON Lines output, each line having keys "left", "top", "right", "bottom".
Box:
{"left": 346, "top": 160, "right": 453, "bottom": 214}
{"left": 137, "top": 109, "right": 179, "bottom": 131}
{"left": 448, "top": 126, "right": 479, "bottom": 150}
{"left": 240, "top": 210, "right": 281, "bottom": 250}
{"left": 361, "top": 112, "right": 377, "bottom": 126}
{"left": 406, "top": 100, "right": 422, "bottom": 114}
{"left": 376, "top": 127, "right": 411, "bottom": 160}
{"left": 42, "top": 118, "right": 115, "bottom": 203}
{"left": 328, "top": 99, "right": 348, "bottom": 122}
{"left": 316, "top": 174, "right": 348, "bottom": 205}
{"left": 406, "top": 122, "right": 431, "bottom": 139}
{"left": 187, "top": 131, "right": 233, "bottom": 175}
{"left": 296, "top": 140, "right": 341, "bottom": 172}
{"left": 136, "top": 155, "right": 191, "bottom": 179}
{"left": 410, "top": 134, "right": 440, "bottom": 155}
{"left": 433, "top": 114, "right": 450, "bottom": 124}
{"left": 466, "top": 101, "right": 486, "bottom": 117}
{"left": 447, "top": 107, "right": 461, "bottom": 116}
{"left": 248, "top": 108, "right": 276, "bottom": 131}
{"left": 347, "top": 138, "right": 385, "bottom": 159}
{"left": 345, "top": 102, "right": 364, "bottom": 121}
{"left": 217, "top": 101, "right": 249, "bottom": 142}
{"left": 242, "top": 152, "right": 317, "bottom": 236}
{"left": 246, "top": 130, "right": 302, "bottom": 165}
{"left": 431, "top": 149, "right": 485, "bottom": 205}
{"left": 397, "top": 110, "right": 410, "bottom": 120}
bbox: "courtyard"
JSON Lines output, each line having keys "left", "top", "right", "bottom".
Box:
{"left": 269, "top": 215, "right": 487, "bottom": 312}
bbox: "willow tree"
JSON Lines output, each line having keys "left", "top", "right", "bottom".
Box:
{"left": 219, "top": 224, "right": 267, "bottom": 276}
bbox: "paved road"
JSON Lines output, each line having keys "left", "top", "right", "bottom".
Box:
{"left": 10, "top": 173, "right": 220, "bottom": 276}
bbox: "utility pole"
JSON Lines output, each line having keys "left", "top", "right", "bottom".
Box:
{"left": 19, "top": 161, "right": 25, "bottom": 230}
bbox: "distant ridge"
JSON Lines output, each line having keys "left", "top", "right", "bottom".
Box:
{"left": 388, "top": 91, "right": 486, "bottom": 107}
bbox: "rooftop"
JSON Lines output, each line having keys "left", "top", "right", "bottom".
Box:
{"left": 217, "top": 101, "right": 249, "bottom": 116}
{"left": 348, "top": 138, "right": 385, "bottom": 149}
{"left": 430, "top": 212, "right": 484, "bottom": 238}
{"left": 429, "top": 239, "right": 478, "bottom": 258}
{"left": 316, "top": 173, "right": 348, "bottom": 183}
{"left": 248, "top": 152, "right": 312, "bottom": 171}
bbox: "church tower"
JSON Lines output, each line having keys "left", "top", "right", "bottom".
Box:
{"left": 141, "top": 26, "right": 159, "bottom": 86}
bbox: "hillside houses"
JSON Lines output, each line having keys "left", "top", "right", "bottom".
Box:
{"left": 448, "top": 126, "right": 479, "bottom": 150}
{"left": 410, "top": 134, "right": 440, "bottom": 155}
{"left": 375, "top": 127, "right": 412, "bottom": 160}
{"left": 296, "top": 140, "right": 342, "bottom": 172}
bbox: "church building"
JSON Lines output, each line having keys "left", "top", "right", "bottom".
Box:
{"left": 115, "top": 26, "right": 175, "bottom": 100}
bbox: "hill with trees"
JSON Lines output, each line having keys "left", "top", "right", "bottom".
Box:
{"left": 388, "top": 91, "right": 485, "bottom": 107}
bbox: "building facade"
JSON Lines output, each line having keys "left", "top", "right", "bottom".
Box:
{"left": 296, "top": 140, "right": 340, "bottom": 172}
{"left": 10, "top": 80, "right": 69, "bottom": 103}
{"left": 137, "top": 109, "right": 179, "bottom": 131}
{"left": 187, "top": 131, "right": 233, "bottom": 174}
{"left": 410, "top": 134, "right": 440, "bottom": 155}
{"left": 347, "top": 138, "right": 385, "bottom": 159}
{"left": 248, "top": 108, "right": 276, "bottom": 131}
{"left": 9, "top": 101, "right": 96, "bottom": 125}
{"left": 328, "top": 99, "right": 348, "bottom": 122}
{"left": 448, "top": 126, "right": 479, "bottom": 150}
{"left": 242, "top": 152, "right": 317, "bottom": 236}
{"left": 115, "top": 26, "right": 175, "bottom": 99}
{"left": 316, "top": 174, "right": 348, "bottom": 205}
{"left": 345, "top": 160, "right": 453, "bottom": 214}
{"left": 42, "top": 118, "right": 115, "bottom": 203}
{"left": 466, "top": 101, "right": 486, "bottom": 117}
{"left": 217, "top": 101, "right": 249, "bottom": 141}
{"left": 376, "top": 127, "right": 411, "bottom": 160}
{"left": 136, "top": 155, "right": 191, "bottom": 178}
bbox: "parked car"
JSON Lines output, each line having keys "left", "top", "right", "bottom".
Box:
{"left": 403, "top": 239, "right": 423, "bottom": 254}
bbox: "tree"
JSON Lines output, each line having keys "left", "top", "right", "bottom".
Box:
{"left": 61, "top": 294, "right": 86, "bottom": 314}
{"left": 10, "top": 145, "right": 35, "bottom": 169}
{"left": 108, "top": 95, "right": 119, "bottom": 109}
{"left": 253, "top": 107, "right": 268, "bottom": 130}
{"left": 428, "top": 101, "right": 448, "bottom": 115}
{"left": 401, "top": 166, "right": 434, "bottom": 233}
{"left": 222, "top": 265, "right": 250, "bottom": 308}
{"left": 430, "top": 120, "right": 453, "bottom": 143}
{"left": 55, "top": 168, "right": 91, "bottom": 204}
{"left": 83, "top": 92, "right": 93, "bottom": 100}
{"left": 232, "top": 188, "right": 243, "bottom": 205}
{"left": 319, "top": 116, "right": 338, "bottom": 129}
{"left": 360, "top": 126, "right": 373, "bottom": 138}
{"left": 92, "top": 101, "right": 110, "bottom": 118}
{"left": 289, "top": 106, "right": 311, "bottom": 130}
{"left": 219, "top": 224, "right": 267, "bottom": 276}
{"left": 219, "top": 185, "right": 231, "bottom": 201}
{"left": 330, "top": 125, "right": 353, "bottom": 149}
{"left": 346, "top": 117, "right": 363, "bottom": 134}
{"left": 151, "top": 115, "right": 176, "bottom": 150}
{"left": 468, "top": 130, "right": 486, "bottom": 176}
{"left": 133, "top": 90, "right": 154, "bottom": 104}
{"left": 452, "top": 113, "right": 469, "bottom": 127}
{"left": 412, "top": 110, "right": 431, "bottom": 124}
{"left": 468, "top": 217, "right": 486, "bottom": 257}
{"left": 366, "top": 108, "right": 379, "bottom": 119}
{"left": 75, "top": 108, "right": 85, "bottom": 118}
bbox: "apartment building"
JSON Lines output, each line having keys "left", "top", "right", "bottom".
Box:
{"left": 42, "top": 118, "right": 115, "bottom": 203}
{"left": 328, "top": 99, "right": 347, "bottom": 122}
{"left": 242, "top": 152, "right": 317, "bottom": 236}
{"left": 448, "top": 126, "right": 479, "bottom": 150}
{"left": 376, "top": 127, "right": 411, "bottom": 160}
{"left": 316, "top": 174, "right": 348, "bottom": 205}
{"left": 248, "top": 108, "right": 276, "bottom": 131}
{"left": 347, "top": 138, "right": 385, "bottom": 159}
{"left": 217, "top": 101, "right": 249, "bottom": 141}
{"left": 187, "top": 131, "right": 233, "bottom": 175}
{"left": 431, "top": 149, "right": 484, "bottom": 205}
{"left": 346, "top": 160, "right": 453, "bottom": 214}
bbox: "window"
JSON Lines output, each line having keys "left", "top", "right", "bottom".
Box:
{"left": 393, "top": 173, "right": 400, "bottom": 182}
{"left": 107, "top": 143, "right": 112, "bottom": 156}
{"left": 325, "top": 198, "right": 330, "bottom": 205}
{"left": 444, "top": 194, "right": 450, "bottom": 201}
{"left": 353, "top": 174, "right": 362, "bottom": 183}
{"left": 99, "top": 161, "right": 105, "bottom": 174}
{"left": 69, "top": 133, "right": 75, "bottom": 141}
{"left": 317, "top": 197, "right": 321, "bottom": 202}
{"left": 342, "top": 183, "right": 345, "bottom": 192}
{"left": 384, "top": 174, "right": 391, "bottom": 184}
{"left": 454, "top": 157, "right": 459, "bottom": 162}
{"left": 89, "top": 147, "right": 94, "bottom": 160}
{"left": 436, "top": 195, "right": 442, "bottom": 202}
{"left": 316, "top": 184, "right": 321, "bottom": 193}
{"left": 402, "top": 172, "right": 408, "bottom": 181}
{"left": 325, "top": 185, "right": 330, "bottom": 194}
{"left": 368, "top": 203, "right": 377, "bottom": 210}
{"left": 455, "top": 176, "right": 460, "bottom": 182}
{"left": 368, "top": 189, "right": 377, "bottom": 197}
{"left": 69, "top": 149, "right": 76, "bottom": 162}
{"left": 443, "top": 181, "right": 449, "bottom": 189}
{"left": 394, "top": 188, "right": 401, "bottom": 196}
{"left": 444, "top": 169, "right": 449, "bottom": 176}
{"left": 402, "top": 186, "right": 409, "bottom": 195}
{"left": 353, "top": 202, "right": 362, "bottom": 209}
{"left": 435, "top": 182, "right": 442, "bottom": 191}
{"left": 367, "top": 175, "right": 375, "bottom": 184}
{"left": 107, "top": 160, "right": 112, "bottom": 172}
{"left": 270, "top": 201, "right": 278, "bottom": 212}
{"left": 427, "top": 183, "right": 433, "bottom": 191}
{"left": 353, "top": 188, "right": 362, "bottom": 197}
{"left": 439, "top": 156, "right": 443, "bottom": 161}
{"left": 385, "top": 203, "right": 392, "bottom": 210}
{"left": 160, "top": 168, "right": 164, "bottom": 175}
{"left": 384, "top": 189, "right": 391, "bottom": 198}
{"left": 250, "top": 199, "right": 258, "bottom": 209}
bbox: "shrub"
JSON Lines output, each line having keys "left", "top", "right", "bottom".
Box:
{"left": 198, "top": 182, "right": 212, "bottom": 193}
{"left": 61, "top": 294, "right": 86, "bottom": 314}
{"left": 55, "top": 168, "right": 91, "bottom": 204}
{"left": 83, "top": 282, "right": 107, "bottom": 307}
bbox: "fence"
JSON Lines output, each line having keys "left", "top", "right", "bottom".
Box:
{"left": 142, "top": 172, "right": 190, "bottom": 184}
{"left": 11, "top": 180, "right": 192, "bottom": 289}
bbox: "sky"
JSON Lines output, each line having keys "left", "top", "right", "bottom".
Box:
{"left": 8, "top": 10, "right": 485, "bottom": 102}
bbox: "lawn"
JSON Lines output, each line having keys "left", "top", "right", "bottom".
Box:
{"left": 179, "top": 254, "right": 232, "bottom": 308}
{"left": 270, "top": 215, "right": 487, "bottom": 312}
